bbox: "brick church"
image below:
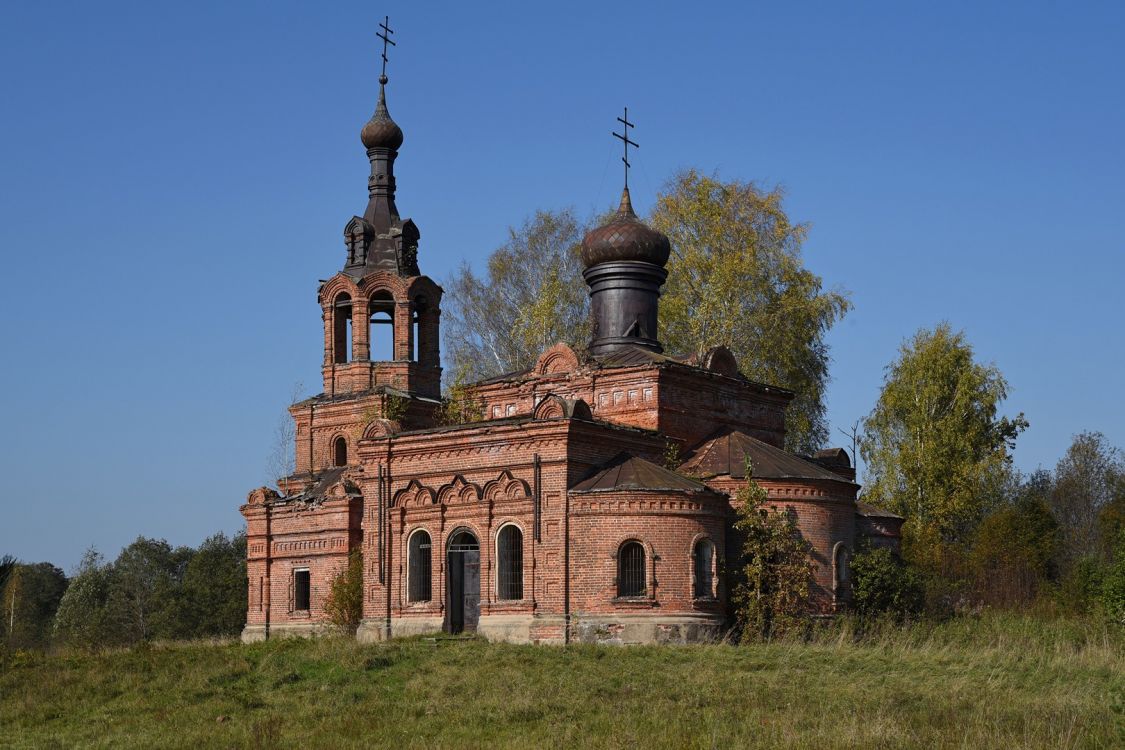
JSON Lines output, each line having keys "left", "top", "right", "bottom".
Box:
{"left": 240, "top": 57, "right": 903, "bottom": 645}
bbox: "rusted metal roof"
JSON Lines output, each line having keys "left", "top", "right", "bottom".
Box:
{"left": 580, "top": 187, "right": 671, "bottom": 269}
{"left": 855, "top": 501, "right": 904, "bottom": 520}
{"left": 570, "top": 452, "right": 710, "bottom": 493}
{"left": 471, "top": 366, "right": 534, "bottom": 386}
{"left": 679, "top": 430, "right": 852, "bottom": 483}
{"left": 591, "top": 345, "right": 685, "bottom": 368}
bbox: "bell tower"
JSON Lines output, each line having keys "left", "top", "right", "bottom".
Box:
{"left": 317, "top": 24, "right": 442, "bottom": 400}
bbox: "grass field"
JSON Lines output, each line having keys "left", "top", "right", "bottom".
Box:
{"left": 1, "top": 613, "right": 1121, "bottom": 749}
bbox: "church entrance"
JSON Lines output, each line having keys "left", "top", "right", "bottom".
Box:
{"left": 446, "top": 530, "right": 480, "bottom": 634}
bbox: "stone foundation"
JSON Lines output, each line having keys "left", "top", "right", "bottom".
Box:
{"left": 571, "top": 613, "right": 725, "bottom": 645}
{"left": 240, "top": 621, "right": 334, "bottom": 643}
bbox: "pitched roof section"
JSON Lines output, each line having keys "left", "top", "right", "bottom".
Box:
{"left": 571, "top": 453, "right": 710, "bottom": 494}
{"left": 856, "top": 501, "right": 904, "bottom": 520}
{"left": 679, "top": 430, "right": 852, "bottom": 484}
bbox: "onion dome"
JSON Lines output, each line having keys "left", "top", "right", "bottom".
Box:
{"left": 581, "top": 187, "right": 671, "bottom": 269}
{"left": 360, "top": 76, "right": 404, "bottom": 150}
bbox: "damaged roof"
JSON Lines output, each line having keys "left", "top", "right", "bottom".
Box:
{"left": 855, "top": 501, "right": 904, "bottom": 520}
{"left": 570, "top": 452, "right": 711, "bottom": 493}
{"left": 280, "top": 466, "right": 360, "bottom": 502}
{"left": 679, "top": 430, "right": 853, "bottom": 484}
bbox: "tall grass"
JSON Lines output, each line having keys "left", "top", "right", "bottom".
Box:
{"left": 1, "top": 612, "right": 1121, "bottom": 749}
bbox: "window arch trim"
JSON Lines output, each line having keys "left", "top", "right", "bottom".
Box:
{"left": 616, "top": 539, "right": 649, "bottom": 599}
{"left": 406, "top": 527, "right": 433, "bottom": 603}
{"left": 691, "top": 535, "right": 717, "bottom": 600}
{"left": 331, "top": 434, "right": 349, "bottom": 467}
{"left": 494, "top": 522, "right": 525, "bottom": 601}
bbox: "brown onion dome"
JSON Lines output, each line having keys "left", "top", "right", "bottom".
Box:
{"left": 360, "top": 77, "right": 404, "bottom": 150}
{"left": 581, "top": 187, "right": 671, "bottom": 269}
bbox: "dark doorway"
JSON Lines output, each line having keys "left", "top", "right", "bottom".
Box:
{"left": 446, "top": 530, "right": 480, "bottom": 634}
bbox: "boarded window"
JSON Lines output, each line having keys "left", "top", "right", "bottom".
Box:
{"left": 618, "top": 542, "right": 646, "bottom": 597}
{"left": 333, "top": 436, "right": 347, "bottom": 467}
{"left": 408, "top": 531, "right": 432, "bottom": 602}
{"left": 497, "top": 525, "right": 523, "bottom": 600}
{"left": 294, "top": 569, "right": 311, "bottom": 611}
{"left": 693, "top": 539, "right": 714, "bottom": 598}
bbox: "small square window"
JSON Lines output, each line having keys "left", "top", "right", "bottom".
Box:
{"left": 506, "top": 404, "right": 517, "bottom": 416}
{"left": 627, "top": 389, "right": 638, "bottom": 404}
{"left": 492, "top": 405, "right": 502, "bottom": 418}
{"left": 642, "top": 388, "right": 653, "bottom": 402}
{"left": 294, "top": 569, "right": 311, "bottom": 611}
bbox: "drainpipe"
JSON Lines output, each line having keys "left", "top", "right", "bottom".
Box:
{"left": 264, "top": 501, "right": 272, "bottom": 640}
{"left": 563, "top": 455, "right": 571, "bottom": 644}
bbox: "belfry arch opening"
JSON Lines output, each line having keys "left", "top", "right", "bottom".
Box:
{"left": 369, "top": 290, "right": 395, "bottom": 362}
{"left": 333, "top": 293, "right": 353, "bottom": 364}
{"left": 412, "top": 295, "right": 431, "bottom": 363}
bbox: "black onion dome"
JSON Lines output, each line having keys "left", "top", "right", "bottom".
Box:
{"left": 581, "top": 187, "right": 671, "bottom": 269}
{"left": 360, "top": 79, "right": 404, "bottom": 150}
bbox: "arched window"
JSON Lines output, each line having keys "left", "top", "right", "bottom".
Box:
{"left": 693, "top": 538, "right": 715, "bottom": 599}
{"left": 333, "top": 293, "right": 352, "bottom": 364}
{"left": 369, "top": 291, "right": 395, "bottom": 362}
{"left": 618, "top": 541, "right": 646, "bottom": 597}
{"left": 333, "top": 436, "right": 347, "bottom": 467}
{"left": 497, "top": 525, "right": 523, "bottom": 600}
{"left": 408, "top": 530, "right": 432, "bottom": 602}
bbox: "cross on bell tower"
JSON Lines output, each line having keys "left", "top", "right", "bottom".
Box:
{"left": 377, "top": 15, "right": 395, "bottom": 83}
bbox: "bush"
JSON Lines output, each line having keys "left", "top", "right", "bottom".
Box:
{"left": 324, "top": 549, "right": 363, "bottom": 634}
{"left": 1102, "top": 532, "right": 1125, "bottom": 626}
{"left": 1057, "top": 557, "right": 1106, "bottom": 615}
{"left": 731, "top": 473, "right": 815, "bottom": 640}
{"left": 970, "top": 497, "right": 1059, "bottom": 607}
{"left": 850, "top": 546, "right": 924, "bottom": 620}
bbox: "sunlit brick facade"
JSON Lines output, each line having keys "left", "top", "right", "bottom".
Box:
{"left": 240, "top": 65, "right": 901, "bottom": 645}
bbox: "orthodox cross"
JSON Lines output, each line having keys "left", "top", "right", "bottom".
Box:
{"left": 612, "top": 107, "right": 638, "bottom": 188}
{"left": 377, "top": 15, "right": 396, "bottom": 82}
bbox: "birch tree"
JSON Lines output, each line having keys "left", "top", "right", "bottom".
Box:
{"left": 860, "top": 323, "right": 1027, "bottom": 543}
{"left": 652, "top": 170, "right": 851, "bottom": 453}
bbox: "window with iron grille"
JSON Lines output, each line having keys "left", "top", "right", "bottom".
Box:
{"left": 618, "top": 541, "right": 646, "bottom": 597}
{"left": 408, "top": 531, "right": 431, "bottom": 602}
{"left": 294, "top": 569, "right": 311, "bottom": 611}
{"left": 693, "top": 539, "right": 714, "bottom": 598}
{"left": 497, "top": 525, "right": 523, "bottom": 600}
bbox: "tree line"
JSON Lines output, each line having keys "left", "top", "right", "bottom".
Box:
{"left": 1, "top": 533, "right": 246, "bottom": 652}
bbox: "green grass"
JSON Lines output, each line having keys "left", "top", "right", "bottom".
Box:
{"left": 1, "top": 613, "right": 1122, "bottom": 749}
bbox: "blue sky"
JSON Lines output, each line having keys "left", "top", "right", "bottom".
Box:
{"left": 1, "top": 1, "right": 1122, "bottom": 571}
